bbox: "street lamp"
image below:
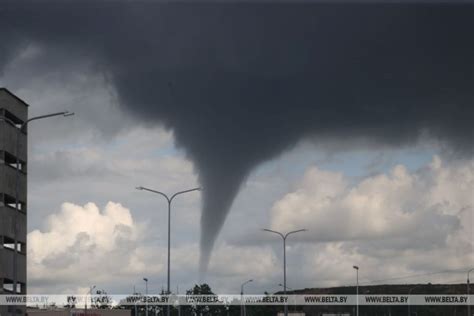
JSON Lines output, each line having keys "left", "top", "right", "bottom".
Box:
{"left": 0, "top": 111, "right": 74, "bottom": 294}
{"left": 353, "top": 266, "right": 359, "bottom": 316}
{"left": 84, "top": 285, "right": 96, "bottom": 316}
{"left": 132, "top": 285, "right": 139, "bottom": 316}
{"left": 136, "top": 186, "right": 201, "bottom": 316}
{"left": 468, "top": 268, "right": 474, "bottom": 316}
{"left": 144, "top": 278, "right": 149, "bottom": 316}
{"left": 176, "top": 285, "right": 181, "bottom": 316}
{"left": 240, "top": 279, "right": 253, "bottom": 316}
{"left": 263, "top": 228, "right": 306, "bottom": 316}
{"left": 408, "top": 284, "right": 422, "bottom": 316}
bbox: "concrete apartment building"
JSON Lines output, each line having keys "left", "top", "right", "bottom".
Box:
{"left": 0, "top": 88, "right": 29, "bottom": 316}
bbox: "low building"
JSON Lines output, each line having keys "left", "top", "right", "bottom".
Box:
{"left": 27, "top": 309, "right": 131, "bottom": 316}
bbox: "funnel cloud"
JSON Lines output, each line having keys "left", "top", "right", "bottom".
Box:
{"left": 1, "top": 2, "right": 473, "bottom": 274}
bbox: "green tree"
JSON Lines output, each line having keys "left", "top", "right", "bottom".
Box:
{"left": 92, "top": 289, "right": 112, "bottom": 309}
{"left": 181, "top": 284, "right": 227, "bottom": 316}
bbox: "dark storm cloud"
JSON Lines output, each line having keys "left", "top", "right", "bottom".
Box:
{"left": 1, "top": 1, "right": 473, "bottom": 273}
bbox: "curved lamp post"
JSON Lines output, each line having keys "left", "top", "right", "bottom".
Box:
{"left": 263, "top": 228, "right": 306, "bottom": 316}
{"left": 84, "top": 285, "right": 96, "bottom": 316}
{"left": 1, "top": 111, "right": 74, "bottom": 294}
{"left": 353, "top": 266, "right": 359, "bottom": 316}
{"left": 408, "top": 284, "right": 422, "bottom": 316}
{"left": 143, "top": 278, "right": 149, "bottom": 316}
{"left": 468, "top": 268, "right": 474, "bottom": 316}
{"left": 240, "top": 279, "right": 253, "bottom": 316}
{"left": 352, "top": 266, "right": 359, "bottom": 316}
{"left": 136, "top": 186, "right": 200, "bottom": 316}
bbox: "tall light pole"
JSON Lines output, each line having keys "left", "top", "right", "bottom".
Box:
{"left": 84, "top": 285, "right": 96, "bottom": 316}
{"left": 136, "top": 186, "right": 201, "bottom": 316}
{"left": 263, "top": 228, "right": 306, "bottom": 316}
{"left": 0, "top": 111, "right": 74, "bottom": 294}
{"left": 468, "top": 268, "right": 474, "bottom": 316}
{"left": 133, "top": 285, "right": 138, "bottom": 316}
{"left": 408, "top": 284, "right": 422, "bottom": 316}
{"left": 144, "top": 278, "right": 148, "bottom": 316}
{"left": 353, "top": 266, "right": 359, "bottom": 316}
{"left": 176, "top": 285, "right": 181, "bottom": 316}
{"left": 240, "top": 279, "right": 253, "bottom": 316}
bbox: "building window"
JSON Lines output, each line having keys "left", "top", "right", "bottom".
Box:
{"left": 2, "top": 236, "right": 24, "bottom": 253}
{"left": 2, "top": 279, "right": 14, "bottom": 293}
{"left": 0, "top": 193, "right": 27, "bottom": 213}
{"left": 0, "top": 108, "right": 25, "bottom": 130}
{"left": 1, "top": 151, "right": 26, "bottom": 173}
{"left": 2, "top": 280, "right": 23, "bottom": 294}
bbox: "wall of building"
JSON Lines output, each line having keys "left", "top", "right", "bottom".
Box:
{"left": 0, "top": 88, "right": 29, "bottom": 316}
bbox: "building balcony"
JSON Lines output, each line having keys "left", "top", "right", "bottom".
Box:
{"left": 0, "top": 121, "right": 27, "bottom": 162}
{"left": 0, "top": 164, "right": 27, "bottom": 202}
{"left": 0, "top": 206, "right": 27, "bottom": 243}
{"left": 0, "top": 247, "right": 26, "bottom": 284}
{"left": 0, "top": 89, "right": 29, "bottom": 122}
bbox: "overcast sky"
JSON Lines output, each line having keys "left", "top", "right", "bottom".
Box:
{"left": 0, "top": 1, "right": 473, "bottom": 295}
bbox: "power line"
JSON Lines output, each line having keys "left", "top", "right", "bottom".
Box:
{"left": 360, "top": 268, "right": 471, "bottom": 285}
{"left": 442, "top": 279, "right": 466, "bottom": 284}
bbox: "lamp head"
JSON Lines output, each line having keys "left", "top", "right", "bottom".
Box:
{"left": 353, "top": 266, "right": 359, "bottom": 270}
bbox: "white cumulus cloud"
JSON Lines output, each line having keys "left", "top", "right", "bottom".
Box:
{"left": 27, "top": 202, "right": 150, "bottom": 292}
{"left": 268, "top": 156, "right": 473, "bottom": 286}
{"left": 270, "top": 156, "right": 471, "bottom": 246}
